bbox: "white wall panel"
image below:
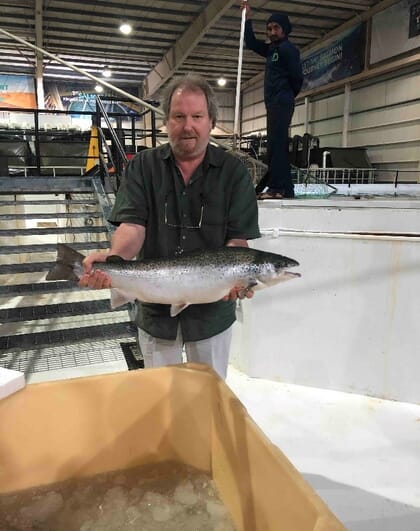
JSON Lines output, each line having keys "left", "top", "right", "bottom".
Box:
{"left": 242, "top": 82, "right": 264, "bottom": 135}
{"left": 311, "top": 94, "right": 344, "bottom": 121}
{"left": 292, "top": 103, "right": 306, "bottom": 126}
{"left": 350, "top": 122, "right": 420, "bottom": 147}
{"left": 216, "top": 90, "right": 234, "bottom": 131}
{"left": 369, "top": 142, "right": 420, "bottom": 164}
{"left": 290, "top": 124, "right": 306, "bottom": 137}
{"left": 313, "top": 133, "right": 342, "bottom": 147}
{"left": 242, "top": 101, "right": 265, "bottom": 122}
{"left": 351, "top": 101, "right": 420, "bottom": 130}
{"left": 231, "top": 201, "right": 420, "bottom": 403}
{"left": 311, "top": 117, "right": 343, "bottom": 136}
{"left": 384, "top": 72, "right": 420, "bottom": 105}
{"left": 350, "top": 83, "right": 387, "bottom": 113}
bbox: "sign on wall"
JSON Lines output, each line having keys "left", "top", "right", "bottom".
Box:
{"left": 0, "top": 74, "right": 36, "bottom": 109}
{"left": 370, "top": 0, "right": 420, "bottom": 64}
{"left": 409, "top": 2, "right": 420, "bottom": 37}
{"left": 44, "top": 82, "right": 140, "bottom": 116}
{"left": 301, "top": 24, "right": 366, "bottom": 91}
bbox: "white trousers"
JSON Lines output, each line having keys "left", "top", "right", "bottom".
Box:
{"left": 137, "top": 325, "right": 232, "bottom": 379}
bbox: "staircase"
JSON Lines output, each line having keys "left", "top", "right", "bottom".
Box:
{"left": 0, "top": 175, "right": 142, "bottom": 383}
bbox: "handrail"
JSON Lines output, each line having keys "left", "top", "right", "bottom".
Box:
{"left": 95, "top": 96, "right": 128, "bottom": 165}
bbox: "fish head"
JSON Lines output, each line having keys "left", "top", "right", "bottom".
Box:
{"left": 256, "top": 252, "right": 301, "bottom": 287}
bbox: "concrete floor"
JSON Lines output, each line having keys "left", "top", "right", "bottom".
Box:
{"left": 226, "top": 366, "right": 420, "bottom": 531}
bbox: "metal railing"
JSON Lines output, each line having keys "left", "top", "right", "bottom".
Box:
{"left": 295, "top": 167, "right": 376, "bottom": 185}
{"left": 7, "top": 166, "right": 85, "bottom": 177}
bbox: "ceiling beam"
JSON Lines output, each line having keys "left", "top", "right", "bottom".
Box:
{"left": 143, "top": 0, "right": 237, "bottom": 97}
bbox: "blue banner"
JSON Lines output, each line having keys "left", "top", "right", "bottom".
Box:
{"left": 301, "top": 24, "right": 366, "bottom": 91}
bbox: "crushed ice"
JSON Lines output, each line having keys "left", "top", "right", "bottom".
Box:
{"left": 0, "top": 462, "right": 236, "bottom": 530}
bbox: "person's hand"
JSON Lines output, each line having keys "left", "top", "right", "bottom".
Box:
{"left": 79, "top": 252, "right": 112, "bottom": 290}
{"left": 223, "top": 285, "right": 255, "bottom": 302}
{"left": 240, "top": 1, "right": 251, "bottom": 18}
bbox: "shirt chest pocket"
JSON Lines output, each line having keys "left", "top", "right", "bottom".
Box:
{"left": 198, "top": 198, "right": 228, "bottom": 246}
{"left": 201, "top": 197, "right": 227, "bottom": 227}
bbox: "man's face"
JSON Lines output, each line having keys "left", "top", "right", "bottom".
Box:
{"left": 167, "top": 88, "right": 212, "bottom": 161}
{"left": 267, "top": 22, "right": 286, "bottom": 42}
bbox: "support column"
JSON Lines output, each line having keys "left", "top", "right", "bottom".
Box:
{"left": 342, "top": 83, "right": 351, "bottom": 148}
{"left": 304, "top": 96, "right": 310, "bottom": 134}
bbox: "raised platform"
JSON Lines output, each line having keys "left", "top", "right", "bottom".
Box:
{"left": 232, "top": 187, "right": 420, "bottom": 404}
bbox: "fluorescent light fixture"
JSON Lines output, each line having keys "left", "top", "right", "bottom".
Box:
{"left": 119, "top": 23, "right": 132, "bottom": 35}
{"left": 217, "top": 77, "right": 227, "bottom": 87}
{"left": 102, "top": 68, "right": 112, "bottom": 78}
{"left": 95, "top": 84, "right": 104, "bottom": 93}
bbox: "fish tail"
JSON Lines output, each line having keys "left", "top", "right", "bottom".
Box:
{"left": 46, "top": 243, "right": 85, "bottom": 281}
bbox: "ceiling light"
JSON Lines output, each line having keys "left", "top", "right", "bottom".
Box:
{"left": 217, "top": 77, "right": 227, "bottom": 87}
{"left": 102, "top": 68, "right": 112, "bottom": 78}
{"left": 119, "top": 23, "right": 132, "bottom": 35}
{"left": 95, "top": 84, "right": 104, "bottom": 93}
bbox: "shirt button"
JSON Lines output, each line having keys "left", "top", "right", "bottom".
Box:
{"left": 182, "top": 235, "right": 186, "bottom": 240}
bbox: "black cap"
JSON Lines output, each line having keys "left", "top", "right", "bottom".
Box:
{"left": 267, "top": 13, "right": 292, "bottom": 35}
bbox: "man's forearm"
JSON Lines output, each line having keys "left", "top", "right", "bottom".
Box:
{"left": 110, "top": 223, "right": 146, "bottom": 259}
{"left": 226, "top": 238, "right": 249, "bottom": 248}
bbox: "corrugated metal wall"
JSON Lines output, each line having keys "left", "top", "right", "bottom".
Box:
{"left": 241, "top": 69, "right": 420, "bottom": 182}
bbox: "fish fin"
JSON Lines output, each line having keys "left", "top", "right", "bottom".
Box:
{"left": 252, "top": 279, "right": 268, "bottom": 291}
{"left": 110, "top": 288, "right": 135, "bottom": 309}
{"left": 170, "top": 303, "right": 190, "bottom": 317}
{"left": 46, "top": 243, "right": 85, "bottom": 281}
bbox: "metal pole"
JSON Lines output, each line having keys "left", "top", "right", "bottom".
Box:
{"left": 233, "top": 2, "right": 247, "bottom": 149}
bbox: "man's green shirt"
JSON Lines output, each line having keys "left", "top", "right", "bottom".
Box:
{"left": 109, "top": 143, "right": 260, "bottom": 341}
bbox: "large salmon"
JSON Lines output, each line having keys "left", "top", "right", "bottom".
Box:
{"left": 46, "top": 244, "right": 300, "bottom": 316}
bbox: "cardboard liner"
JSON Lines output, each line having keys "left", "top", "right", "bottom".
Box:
{"left": 0, "top": 363, "right": 345, "bottom": 530}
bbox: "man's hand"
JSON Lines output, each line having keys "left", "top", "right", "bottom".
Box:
{"left": 79, "top": 252, "right": 112, "bottom": 290}
{"left": 240, "top": 1, "right": 251, "bottom": 18}
{"left": 223, "top": 285, "right": 255, "bottom": 302}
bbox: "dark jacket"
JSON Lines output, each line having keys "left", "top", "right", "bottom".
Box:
{"left": 245, "top": 19, "right": 303, "bottom": 106}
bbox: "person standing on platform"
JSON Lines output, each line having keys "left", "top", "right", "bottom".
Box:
{"left": 240, "top": 1, "right": 303, "bottom": 199}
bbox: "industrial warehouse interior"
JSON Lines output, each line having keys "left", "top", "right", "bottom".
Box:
{"left": 0, "top": 1, "right": 419, "bottom": 530}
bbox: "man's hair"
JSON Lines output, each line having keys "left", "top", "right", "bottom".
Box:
{"left": 161, "top": 74, "right": 218, "bottom": 127}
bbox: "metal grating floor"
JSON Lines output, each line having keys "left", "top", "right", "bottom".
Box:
{"left": 0, "top": 321, "right": 137, "bottom": 351}
{"left": 0, "top": 299, "right": 124, "bottom": 323}
{"left": 0, "top": 338, "right": 137, "bottom": 374}
{"left": 0, "top": 186, "right": 138, "bottom": 380}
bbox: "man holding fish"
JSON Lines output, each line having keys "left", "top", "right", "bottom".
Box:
{"left": 75, "top": 75, "right": 298, "bottom": 378}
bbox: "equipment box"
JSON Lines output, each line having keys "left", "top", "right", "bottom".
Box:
{"left": 0, "top": 364, "right": 344, "bottom": 530}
